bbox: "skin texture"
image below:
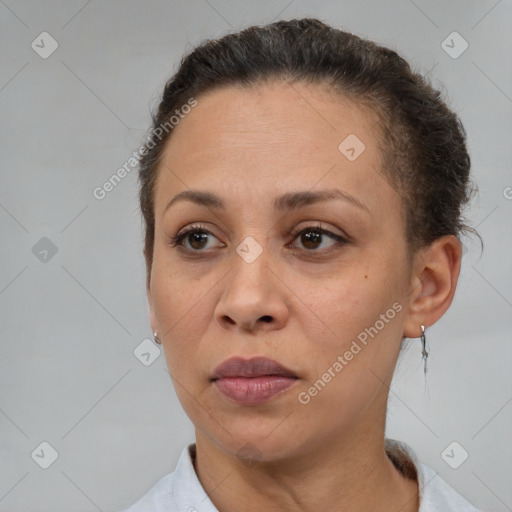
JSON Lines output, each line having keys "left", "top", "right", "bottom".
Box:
{"left": 147, "top": 80, "right": 462, "bottom": 512}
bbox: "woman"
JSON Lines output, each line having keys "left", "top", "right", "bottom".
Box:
{"left": 126, "top": 18, "right": 481, "bottom": 512}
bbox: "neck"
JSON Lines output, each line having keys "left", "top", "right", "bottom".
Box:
{"left": 193, "top": 428, "right": 419, "bottom": 512}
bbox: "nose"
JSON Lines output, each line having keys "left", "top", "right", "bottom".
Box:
{"left": 214, "top": 245, "right": 289, "bottom": 333}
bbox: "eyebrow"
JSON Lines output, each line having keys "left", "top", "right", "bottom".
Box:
{"left": 163, "top": 188, "right": 370, "bottom": 215}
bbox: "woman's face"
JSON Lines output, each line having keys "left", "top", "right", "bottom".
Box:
{"left": 148, "top": 81, "right": 414, "bottom": 461}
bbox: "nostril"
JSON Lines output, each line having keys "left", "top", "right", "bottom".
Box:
{"left": 222, "top": 316, "right": 236, "bottom": 326}
{"left": 260, "top": 315, "right": 273, "bottom": 323}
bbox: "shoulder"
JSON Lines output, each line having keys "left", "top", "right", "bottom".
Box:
{"left": 417, "top": 461, "right": 482, "bottom": 512}
{"left": 121, "top": 444, "right": 218, "bottom": 512}
{"left": 386, "top": 439, "right": 483, "bottom": 512}
{"left": 123, "top": 472, "right": 175, "bottom": 512}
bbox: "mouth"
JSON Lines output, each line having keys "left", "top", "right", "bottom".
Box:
{"left": 211, "top": 356, "right": 299, "bottom": 405}
{"left": 211, "top": 356, "right": 298, "bottom": 380}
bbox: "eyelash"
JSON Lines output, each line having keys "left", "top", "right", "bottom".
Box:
{"left": 166, "top": 223, "right": 348, "bottom": 253}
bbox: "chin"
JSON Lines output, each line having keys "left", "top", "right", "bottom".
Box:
{"left": 198, "top": 418, "right": 309, "bottom": 463}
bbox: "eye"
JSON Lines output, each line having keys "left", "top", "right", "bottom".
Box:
{"left": 167, "top": 224, "right": 223, "bottom": 251}
{"left": 288, "top": 224, "right": 348, "bottom": 251}
{"left": 167, "top": 223, "right": 348, "bottom": 253}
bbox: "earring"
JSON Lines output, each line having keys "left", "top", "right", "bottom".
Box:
{"left": 153, "top": 331, "right": 161, "bottom": 345}
{"left": 420, "top": 324, "right": 428, "bottom": 374}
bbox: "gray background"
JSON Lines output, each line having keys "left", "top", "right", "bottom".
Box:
{"left": 1, "top": 0, "right": 511, "bottom": 511}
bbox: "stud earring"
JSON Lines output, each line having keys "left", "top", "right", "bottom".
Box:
{"left": 153, "top": 331, "right": 161, "bottom": 344}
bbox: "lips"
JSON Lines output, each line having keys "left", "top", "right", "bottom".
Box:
{"left": 211, "top": 356, "right": 298, "bottom": 380}
{"left": 211, "top": 357, "right": 299, "bottom": 405}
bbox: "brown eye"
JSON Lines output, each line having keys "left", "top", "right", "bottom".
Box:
{"left": 300, "top": 230, "right": 322, "bottom": 249}
{"left": 185, "top": 231, "right": 210, "bottom": 250}
{"left": 167, "top": 225, "right": 223, "bottom": 251}
{"left": 290, "top": 225, "right": 347, "bottom": 251}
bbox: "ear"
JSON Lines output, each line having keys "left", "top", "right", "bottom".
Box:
{"left": 403, "top": 235, "right": 462, "bottom": 339}
{"left": 146, "top": 278, "right": 158, "bottom": 336}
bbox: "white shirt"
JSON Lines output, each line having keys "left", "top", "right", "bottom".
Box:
{"left": 123, "top": 440, "right": 482, "bottom": 512}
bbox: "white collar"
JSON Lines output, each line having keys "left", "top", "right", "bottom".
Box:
{"left": 124, "top": 440, "right": 481, "bottom": 511}
{"left": 385, "top": 439, "right": 481, "bottom": 512}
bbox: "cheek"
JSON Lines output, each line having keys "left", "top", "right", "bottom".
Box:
{"left": 295, "top": 266, "right": 404, "bottom": 377}
{"left": 295, "top": 285, "right": 404, "bottom": 423}
{"left": 295, "top": 268, "right": 390, "bottom": 341}
{"left": 151, "top": 264, "right": 209, "bottom": 368}
{"left": 151, "top": 251, "right": 212, "bottom": 323}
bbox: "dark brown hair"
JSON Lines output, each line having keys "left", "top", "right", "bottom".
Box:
{"left": 138, "top": 18, "right": 476, "bottom": 288}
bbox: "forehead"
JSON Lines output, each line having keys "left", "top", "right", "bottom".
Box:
{"left": 163, "top": 80, "right": 381, "bottom": 162}
{"left": 155, "top": 80, "right": 398, "bottom": 220}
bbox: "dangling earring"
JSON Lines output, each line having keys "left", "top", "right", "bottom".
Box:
{"left": 420, "top": 324, "right": 428, "bottom": 374}
{"left": 153, "top": 331, "right": 161, "bottom": 344}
